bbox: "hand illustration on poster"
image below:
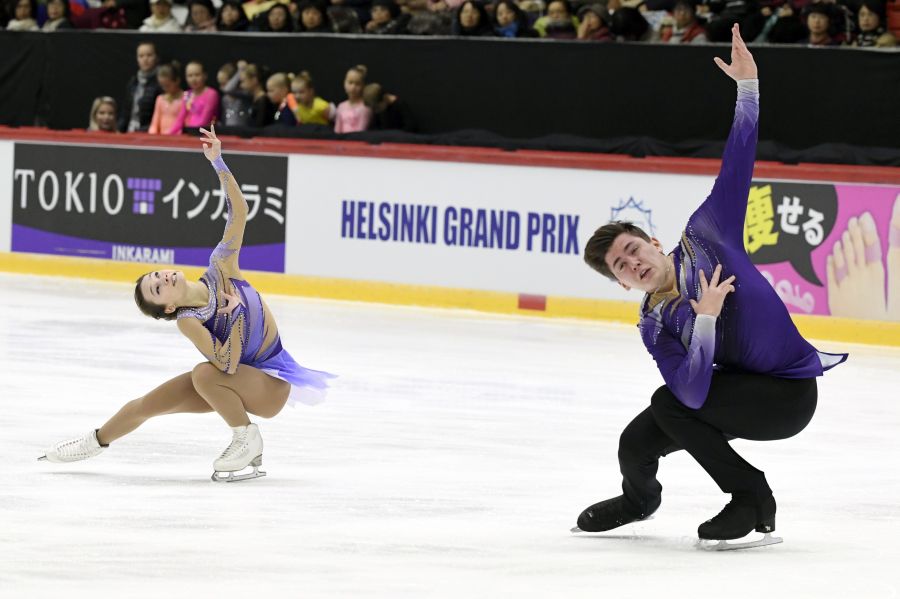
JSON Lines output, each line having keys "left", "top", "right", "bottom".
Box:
{"left": 746, "top": 183, "right": 900, "bottom": 322}
{"left": 826, "top": 196, "right": 900, "bottom": 321}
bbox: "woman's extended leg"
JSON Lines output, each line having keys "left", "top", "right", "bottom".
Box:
{"left": 97, "top": 371, "right": 213, "bottom": 445}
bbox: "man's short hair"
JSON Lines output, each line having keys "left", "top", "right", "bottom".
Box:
{"left": 583, "top": 221, "right": 651, "bottom": 280}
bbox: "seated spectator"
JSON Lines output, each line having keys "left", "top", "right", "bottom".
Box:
{"left": 267, "top": 73, "right": 299, "bottom": 126}
{"left": 335, "top": 65, "right": 373, "bottom": 134}
{"left": 610, "top": 5, "right": 650, "bottom": 40}
{"left": 112, "top": 0, "right": 150, "bottom": 29}
{"left": 453, "top": 0, "right": 494, "bottom": 35}
{"left": 328, "top": 4, "right": 363, "bottom": 31}
{"left": 41, "top": 0, "right": 73, "bottom": 30}
{"left": 493, "top": 0, "right": 537, "bottom": 37}
{"left": 120, "top": 42, "right": 162, "bottom": 133}
{"left": 406, "top": 5, "right": 452, "bottom": 33}
{"left": 241, "top": 63, "right": 275, "bottom": 127}
{"left": 700, "top": 0, "right": 765, "bottom": 42}
{"left": 331, "top": 0, "right": 373, "bottom": 24}
{"left": 852, "top": 0, "right": 897, "bottom": 46}
{"left": 429, "top": 0, "right": 465, "bottom": 12}
{"left": 366, "top": 0, "right": 409, "bottom": 32}
{"left": 184, "top": 0, "right": 217, "bottom": 31}
{"left": 6, "top": 0, "right": 38, "bottom": 30}
{"left": 291, "top": 71, "right": 336, "bottom": 125}
{"left": 172, "top": 60, "right": 221, "bottom": 132}
{"left": 140, "top": 0, "right": 182, "bottom": 32}
{"left": 148, "top": 61, "right": 184, "bottom": 134}
{"left": 534, "top": 0, "right": 578, "bottom": 38}
{"left": 660, "top": 0, "right": 707, "bottom": 42}
{"left": 255, "top": 2, "right": 295, "bottom": 31}
{"left": 216, "top": 0, "right": 250, "bottom": 30}
{"left": 803, "top": 3, "right": 840, "bottom": 45}
{"left": 363, "top": 83, "right": 417, "bottom": 132}
{"left": 576, "top": 3, "right": 613, "bottom": 40}
{"left": 88, "top": 97, "right": 120, "bottom": 133}
{"left": 297, "top": 0, "right": 331, "bottom": 31}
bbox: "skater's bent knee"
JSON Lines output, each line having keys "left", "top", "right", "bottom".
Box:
{"left": 191, "top": 362, "right": 221, "bottom": 389}
{"left": 650, "top": 385, "right": 680, "bottom": 413}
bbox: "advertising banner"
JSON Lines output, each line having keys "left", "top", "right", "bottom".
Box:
{"left": 11, "top": 143, "right": 288, "bottom": 272}
{"left": 288, "top": 154, "right": 900, "bottom": 321}
{"left": 0, "top": 141, "right": 12, "bottom": 252}
{"left": 287, "top": 154, "right": 708, "bottom": 301}
{"left": 746, "top": 181, "right": 900, "bottom": 321}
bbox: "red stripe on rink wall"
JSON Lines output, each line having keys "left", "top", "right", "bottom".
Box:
{"left": 1, "top": 126, "right": 898, "bottom": 184}
{"left": 518, "top": 294, "right": 547, "bottom": 311}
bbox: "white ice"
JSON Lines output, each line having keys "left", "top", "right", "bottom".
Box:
{"left": 1, "top": 272, "right": 898, "bottom": 598}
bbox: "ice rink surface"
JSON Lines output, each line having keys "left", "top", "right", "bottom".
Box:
{"left": 1, "top": 272, "right": 898, "bottom": 599}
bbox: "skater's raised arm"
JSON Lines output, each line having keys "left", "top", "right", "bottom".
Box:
{"left": 690, "top": 24, "right": 759, "bottom": 244}
{"left": 202, "top": 126, "right": 248, "bottom": 276}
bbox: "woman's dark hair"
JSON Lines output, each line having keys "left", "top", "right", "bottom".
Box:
{"left": 216, "top": 0, "right": 250, "bottom": 31}
{"left": 185, "top": 0, "right": 216, "bottom": 26}
{"left": 371, "top": 0, "right": 400, "bottom": 19}
{"left": 610, "top": 6, "right": 649, "bottom": 41}
{"left": 134, "top": 274, "right": 177, "bottom": 321}
{"left": 858, "top": 0, "right": 886, "bottom": 22}
{"left": 10, "top": 0, "right": 38, "bottom": 19}
{"left": 263, "top": 3, "right": 295, "bottom": 31}
{"left": 584, "top": 221, "right": 652, "bottom": 280}
{"left": 453, "top": 1, "right": 493, "bottom": 36}
{"left": 492, "top": 0, "right": 531, "bottom": 31}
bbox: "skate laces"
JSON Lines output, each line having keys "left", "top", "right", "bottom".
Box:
{"left": 219, "top": 429, "right": 249, "bottom": 460}
{"left": 57, "top": 436, "right": 89, "bottom": 458}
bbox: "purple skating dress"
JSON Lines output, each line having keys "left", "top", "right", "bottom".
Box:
{"left": 177, "top": 161, "right": 335, "bottom": 406}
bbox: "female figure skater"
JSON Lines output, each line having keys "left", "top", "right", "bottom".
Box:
{"left": 40, "top": 126, "right": 334, "bottom": 482}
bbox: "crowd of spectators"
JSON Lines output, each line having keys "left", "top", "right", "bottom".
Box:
{"left": 2, "top": 0, "right": 897, "bottom": 46}
{"left": 86, "top": 41, "right": 417, "bottom": 134}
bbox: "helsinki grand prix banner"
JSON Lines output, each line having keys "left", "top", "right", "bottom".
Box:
{"left": 287, "top": 153, "right": 900, "bottom": 322}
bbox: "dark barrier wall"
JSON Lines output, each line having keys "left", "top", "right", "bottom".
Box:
{"left": 1, "top": 31, "right": 898, "bottom": 158}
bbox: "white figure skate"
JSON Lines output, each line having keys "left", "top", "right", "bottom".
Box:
{"left": 211, "top": 423, "right": 266, "bottom": 482}
{"left": 39, "top": 429, "right": 107, "bottom": 463}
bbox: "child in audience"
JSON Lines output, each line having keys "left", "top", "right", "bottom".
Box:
{"left": 172, "top": 61, "right": 221, "bottom": 133}
{"left": 149, "top": 62, "right": 185, "bottom": 135}
{"left": 292, "top": 71, "right": 336, "bottom": 125}
{"left": 88, "top": 97, "right": 120, "bottom": 133}
{"left": 334, "top": 65, "right": 373, "bottom": 134}
{"left": 267, "top": 72, "right": 299, "bottom": 126}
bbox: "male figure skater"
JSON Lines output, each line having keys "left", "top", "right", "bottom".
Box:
{"left": 578, "top": 24, "right": 846, "bottom": 547}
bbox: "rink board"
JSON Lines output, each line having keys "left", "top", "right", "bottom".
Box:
{"left": 0, "top": 133, "right": 899, "bottom": 347}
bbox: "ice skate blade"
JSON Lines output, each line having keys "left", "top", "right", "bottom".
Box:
{"left": 37, "top": 455, "right": 47, "bottom": 461}
{"left": 211, "top": 456, "right": 265, "bottom": 483}
{"left": 698, "top": 532, "right": 783, "bottom": 551}
{"left": 570, "top": 516, "right": 653, "bottom": 534}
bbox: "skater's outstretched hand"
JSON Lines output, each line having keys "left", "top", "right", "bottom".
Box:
{"left": 690, "top": 264, "right": 736, "bottom": 317}
{"left": 200, "top": 125, "right": 221, "bottom": 162}
{"left": 714, "top": 23, "right": 757, "bottom": 81}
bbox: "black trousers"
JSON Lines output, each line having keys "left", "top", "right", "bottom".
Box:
{"left": 619, "top": 371, "right": 818, "bottom": 517}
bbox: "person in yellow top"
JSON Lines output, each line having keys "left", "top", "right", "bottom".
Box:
{"left": 291, "top": 71, "right": 337, "bottom": 126}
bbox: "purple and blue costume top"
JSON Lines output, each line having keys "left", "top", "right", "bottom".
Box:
{"left": 639, "top": 80, "right": 847, "bottom": 410}
{"left": 177, "top": 157, "right": 335, "bottom": 406}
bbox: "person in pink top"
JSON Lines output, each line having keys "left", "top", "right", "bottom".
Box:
{"left": 334, "top": 65, "right": 373, "bottom": 134}
{"left": 171, "top": 61, "right": 220, "bottom": 133}
{"left": 149, "top": 61, "right": 185, "bottom": 135}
